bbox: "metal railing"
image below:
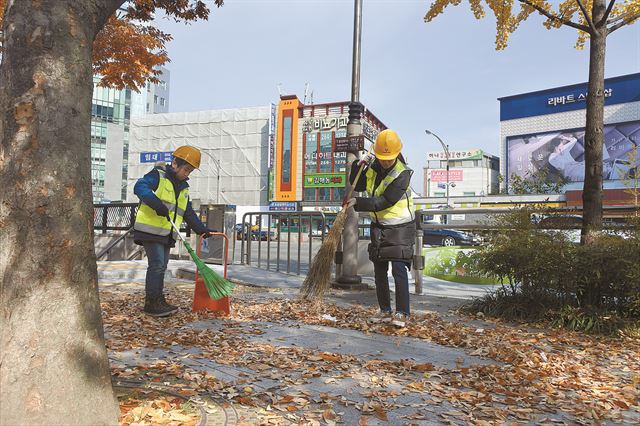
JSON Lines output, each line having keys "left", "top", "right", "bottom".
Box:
{"left": 93, "top": 203, "right": 190, "bottom": 234}
{"left": 240, "top": 211, "right": 332, "bottom": 275}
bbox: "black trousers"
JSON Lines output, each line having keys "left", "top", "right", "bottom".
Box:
{"left": 373, "top": 260, "right": 410, "bottom": 315}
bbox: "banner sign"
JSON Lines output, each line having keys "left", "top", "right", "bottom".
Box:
{"left": 269, "top": 201, "right": 297, "bottom": 211}
{"left": 140, "top": 151, "right": 172, "bottom": 163}
{"left": 427, "top": 149, "right": 483, "bottom": 161}
{"left": 304, "top": 173, "right": 346, "bottom": 188}
{"left": 430, "top": 169, "right": 463, "bottom": 182}
{"left": 500, "top": 73, "right": 640, "bottom": 121}
{"left": 335, "top": 135, "right": 364, "bottom": 152}
{"left": 506, "top": 120, "right": 640, "bottom": 183}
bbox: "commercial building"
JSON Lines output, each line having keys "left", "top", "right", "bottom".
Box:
{"left": 126, "top": 105, "right": 275, "bottom": 219}
{"left": 422, "top": 149, "right": 499, "bottom": 198}
{"left": 146, "top": 66, "right": 170, "bottom": 114}
{"left": 499, "top": 72, "right": 640, "bottom": 206}
{"left": 272, "top": 95, "right": 387, "bottom": 211}
{"left": 91, "top": 66, "right": 170, "bottom": 203}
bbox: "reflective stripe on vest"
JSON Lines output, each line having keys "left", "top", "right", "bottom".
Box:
{"left": 365, "top": 161, "right": 415, "bottom": 226}
{"left": 134, "top": 169, "right": 189, "bottom": 239}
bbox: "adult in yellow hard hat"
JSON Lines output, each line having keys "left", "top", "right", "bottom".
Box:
{"left": 133, "top": 145, "right": 213, "bottom": 317}
{"left": 343, "top": 129, "right": 415, "bottom": 328}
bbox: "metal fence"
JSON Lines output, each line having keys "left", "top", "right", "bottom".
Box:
{"left": 239, "top": 211, "right": 333, "bottom": 275}
{"left": 93, "top": 203, "right": 190, "bottom": 235}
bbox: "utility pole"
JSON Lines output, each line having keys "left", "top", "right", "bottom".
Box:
{"left": 336, "top": 0, "right": 364, "bottom": 288}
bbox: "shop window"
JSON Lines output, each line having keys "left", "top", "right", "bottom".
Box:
{"left": 304, "top": 188, "right": 316, "bottom": 201}
{"left": 318, "top": 188, "right": 331, "bottom": 201}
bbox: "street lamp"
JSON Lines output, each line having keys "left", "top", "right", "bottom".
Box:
{"left": 425, "top": 129, "right": 451, "bottom": 208}
{"left": 200, "top": 149, "right": 222, "bottom": 204}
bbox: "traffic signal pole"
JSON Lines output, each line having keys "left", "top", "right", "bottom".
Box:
{"left": 335, "top": 0, "right": 364, "bottom": 288}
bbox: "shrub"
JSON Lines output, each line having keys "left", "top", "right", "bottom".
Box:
{"left": 467, "top": 207, "right": 640, "bottom": 332}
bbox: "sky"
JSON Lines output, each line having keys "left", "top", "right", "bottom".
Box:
{"left": 155, "top": 0, "right": 640, "bottom": 193}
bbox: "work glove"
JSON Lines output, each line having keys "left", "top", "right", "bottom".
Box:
{"left": 342, "top": 197, "right": 356, "bottom": 209}
{"left": 155, "top": 204, "right": 170, "bottom": 219}
{"left": 201, "top": 228, "right": 216, "bottom": 239}
{"left": 358, "top": 152, "right": 375, "bottom": 167}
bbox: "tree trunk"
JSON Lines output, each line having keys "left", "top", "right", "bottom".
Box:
{"left": 0, "top": 1, "right": 120, "bottom": 424}
{"left": 581, "top": 0, "right": 607, "bottom": 245}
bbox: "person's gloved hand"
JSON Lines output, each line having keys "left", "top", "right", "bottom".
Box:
{"left": 155, "top": 204, "right": 169, "bottom": 219}
{"left": 358, "top": 152, "right": 375, "bottom": 167}
{"left": 201, "top": 228, "right": 216, "bottom": 239}
{"left": 342, "top": 197, "right": 356, "bottom": 209}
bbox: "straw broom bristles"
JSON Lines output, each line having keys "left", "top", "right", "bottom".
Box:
{"left": 300, "top": 207, "right": 348, "bottom": 301}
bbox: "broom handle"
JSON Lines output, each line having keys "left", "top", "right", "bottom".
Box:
{"left": 167, "top": 216, "right": 188, "bottom": 244}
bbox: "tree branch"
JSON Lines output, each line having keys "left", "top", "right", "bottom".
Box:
{"left": 609, "top": 12, "right": 640, "bottom": 33}
{"left": 575, "top": 0, "right": 597, "bottom": 32}
{"left": 518, "top": 0, "right": 591, "bottom": 32}
{"left": 598, "top": 0, "right": 617, "bottom": 26}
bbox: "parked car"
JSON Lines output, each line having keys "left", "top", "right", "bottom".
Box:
{"left": 234, "top": 223, "right": 277, "bottom": 241}
{"left": 533, "top": 214, "right": 631, "bottom": 243}
{"left": 250, "top": 230, "right": 277, "bottom": 241}
{"left": 422, "top": 227, "right": 481, "bottom": 247}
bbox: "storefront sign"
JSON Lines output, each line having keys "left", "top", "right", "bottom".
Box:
{"left": 304, "top": 173, "right": 345, "bottom": 188}
{"left": 548, "top": 89, "right": 612, "bottom": 106}
{"left": 268, "top": 103, "right": 276, "bottom": 168}
{"left": 301, "top": 116, "right": 348, "bottom": 133}
{"left": 140, "top": 151, "right": 173, "bottom": 163}
{"left": 427, "top": 149, "right": 482, "bottom": 161}
{"left": 335, "top": 135, "right": 364, "bottom": 152}
{"left": 269, "top": 201, "right": 297, "bottom": 211}
{"left": 430, "top": 169, "right": 463, "bottom": 182}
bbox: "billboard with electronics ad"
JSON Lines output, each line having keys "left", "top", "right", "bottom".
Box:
{"left": 506, "top": 121, "right": 639, "bottom": 185}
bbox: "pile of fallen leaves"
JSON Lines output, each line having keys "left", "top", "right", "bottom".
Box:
{"left": 117, "top": 388, "right": 199, "bottom": 426}
{"left": 101, "top": 286, "right": 640, "bottom": 425}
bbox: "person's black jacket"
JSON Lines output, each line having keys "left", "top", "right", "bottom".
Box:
{"left": 349, "top": 158, "right": 415, "bottom": 263}
{"left": 133, "top": 164, "right": 209, "bottom": 247}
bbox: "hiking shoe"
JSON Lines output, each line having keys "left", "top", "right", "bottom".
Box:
{"left": 159, "top": 294, "right": 179, "bottom": 313}
{"left": 144, "top": 295, "right": 177, "bottom": 317}
{"left": 391, "top": 312, "right": 408, "bottom": 328}
{"left": 368, "top": 310, "right": 393, "bottom": 324}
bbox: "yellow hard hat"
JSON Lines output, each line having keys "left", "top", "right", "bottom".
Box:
{"left": 173, "top": 146, "right": 201, "bottom": 169}
{"left": 374, "top": 129, "right": 402, "bottom": 160}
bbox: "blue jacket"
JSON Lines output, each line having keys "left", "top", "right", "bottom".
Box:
{"left": 133, "top": 164, "right": 208, "bottom": 246}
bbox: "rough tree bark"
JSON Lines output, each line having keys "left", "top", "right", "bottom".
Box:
{"left": 581, "top": 0, "right": 607, "bottom": 245}
{"left": 0, "top": 1, "right": 123, "bottom": 424}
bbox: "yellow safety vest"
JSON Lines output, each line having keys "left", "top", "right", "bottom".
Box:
{"left": 134, "top": 168, "right": 189, "bottom": 239}
{"left": 365, "top": 161, "right": 415, "bottom": 226}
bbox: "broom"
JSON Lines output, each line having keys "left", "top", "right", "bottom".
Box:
{"left": 167, "top": 218, "right": 234, "bottom": 300}
{"left": 300, "top": 151, "right": 371, "bottom": 301}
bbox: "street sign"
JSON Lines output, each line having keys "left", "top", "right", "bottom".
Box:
{"left": 334, "top": 135, "right": 364, "bottom": 152}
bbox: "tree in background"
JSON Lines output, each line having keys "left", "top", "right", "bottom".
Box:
{"left": 425, "top": 0, "right": 640, "bottom": 244}
{"left": 0, "top": 1, "right": 221, "bottom": 424}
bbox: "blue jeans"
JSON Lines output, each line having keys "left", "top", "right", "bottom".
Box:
{"left": 142, "top": 242, "right": 170, "bottom": 297}
{"left": 373, "top": 260, "right": 410, "bottom": 316}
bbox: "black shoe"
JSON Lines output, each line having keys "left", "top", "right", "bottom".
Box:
{"left": 144, "top": 294, "right": 177, "bottom": 317}
{"left": 159, "top": 294, "right": 179, "bottom": 313}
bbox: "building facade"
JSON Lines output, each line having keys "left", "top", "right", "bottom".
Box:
{"left": 91, "top": 66, "right": 171, "bottom": 203}
{"left": 499, "top": 73, "right": 640, "bottom": 203}
{"left": 272, "top": 95, "right": 387, "bottom": 210}
{"left": 126, "top": 105, "right": 274, "bottom": 219}
{"left": 423, "top": 149, "right": 500, "bottom": 197}
{"left": 146, "top": 66, "right": 170, "bottom": 114}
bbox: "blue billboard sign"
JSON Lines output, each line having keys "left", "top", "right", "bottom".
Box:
{"left": 499, "top": 73, "right": 640, "bottom": 121}
{"left": 269, "top": 201, "right": 297, "bottom": 211}
{"left": 139, "top": 151, "right": 173, "bottom": 164}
